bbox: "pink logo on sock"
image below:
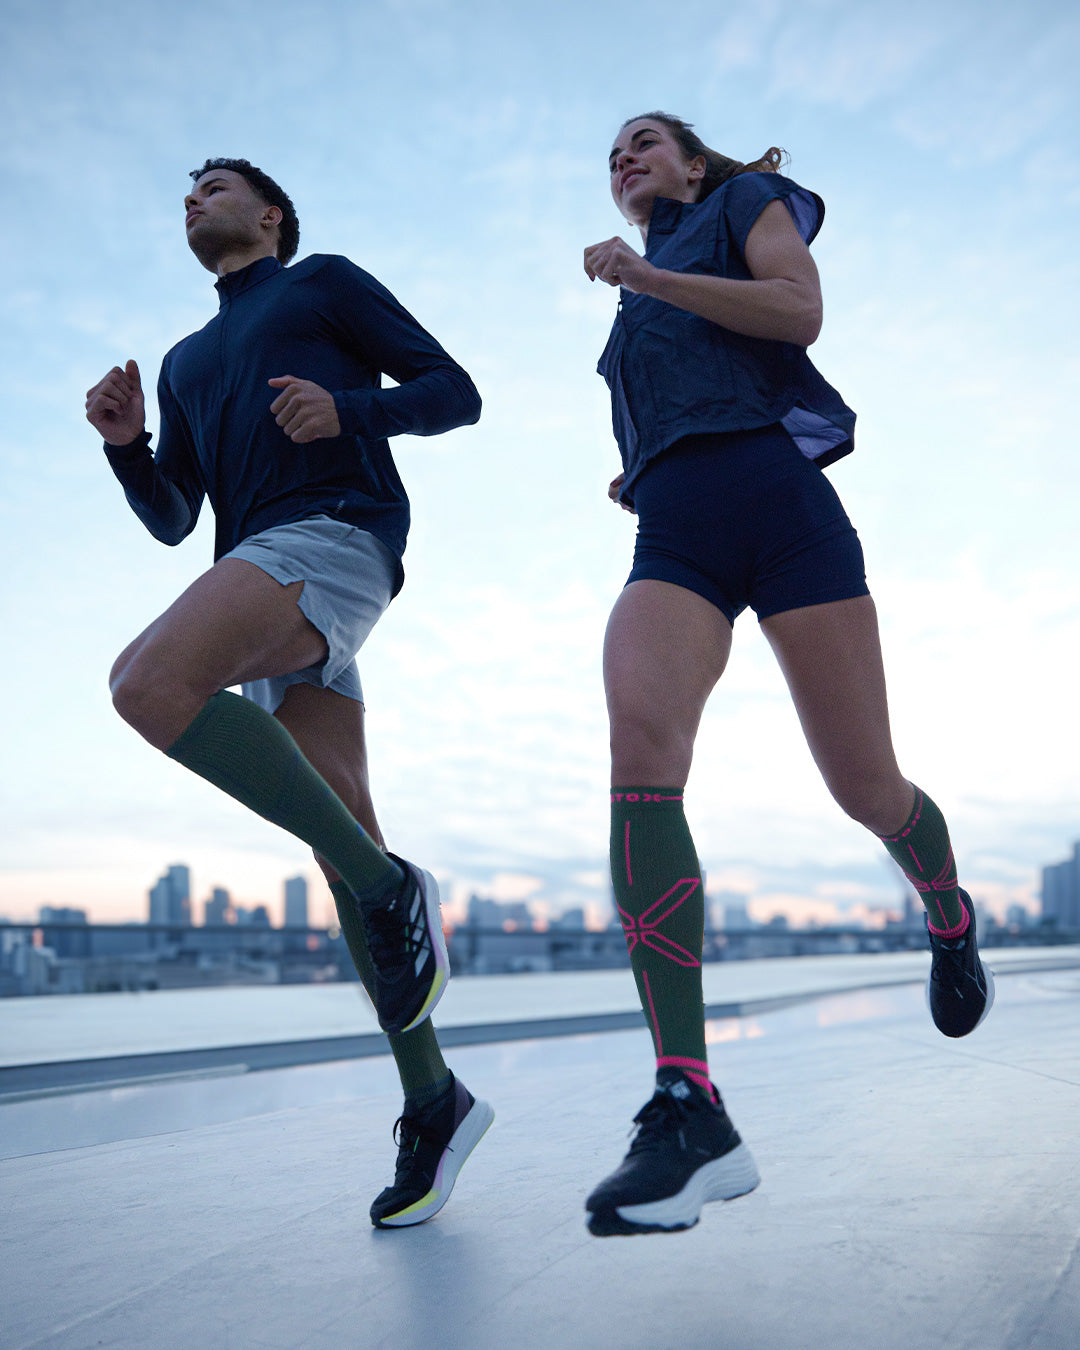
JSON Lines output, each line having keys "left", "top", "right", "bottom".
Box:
{"left": 617, "top": 879, "right": 702, "bottom": 967}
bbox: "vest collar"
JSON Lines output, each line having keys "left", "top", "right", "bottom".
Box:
{"left": 644, "top": 197, "right": 697, "bottom": 256}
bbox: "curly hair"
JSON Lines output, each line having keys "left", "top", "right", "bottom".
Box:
{"left": 619, "top": 112, "right": 786, "bottom": 200}
{"left": 188, "top": 157, "right": 300, "bottom": 264}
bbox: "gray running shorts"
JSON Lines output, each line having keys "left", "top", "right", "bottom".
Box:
{"left": 221, "top": 514, "right": 399, "bottom": 714}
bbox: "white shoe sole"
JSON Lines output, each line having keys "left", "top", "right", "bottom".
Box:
{"left": 400, "top": 864, "right": 451, "bottom": 1033}
{"left": 615, "top": 1141, "right": 761, "bottom": 1230}
{"left": 376, "top": 1096, "right": 495, "bottom": 1227}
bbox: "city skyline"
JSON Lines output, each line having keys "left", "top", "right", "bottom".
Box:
{"left": 22, "top": 868, "right": 1061, "bottom": 1001}
{"left": 2, "top": 0, "right": 1078, "bottom": 931}
{"left": 8, "top": 837, "right": 1078, "bottom": 934}
{"left": 9, "top": 869, "right": 1065, "bottom": 935}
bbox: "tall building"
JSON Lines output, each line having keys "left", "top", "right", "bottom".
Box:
{"left": 720, "top": 898, "right": 753, "bottom": 932}
{"left": 284, "top": 875, "right": 309, "bottom": 929}
{"left": 39, "top": 907, "right": 88, "bottom": 925}
{"left": 1042, "top": 842, "right": 1080, "bottom": 929}
{"left": 204, "top": 887, "right": 231, "bottom": 927}
{"left": 38, "top": 906, "right": 90, "bottom": 959}
{"left": 235, "top": 904, "right": 271, "bottom": 928}
{"left": 148, "top": 878, "right": 167, "bottom": 925}
{"left": 467, "top": 896, "right": 533, "bottom": 929}
{"left": 148, "top": 864, "right": 192, "bottom": 926}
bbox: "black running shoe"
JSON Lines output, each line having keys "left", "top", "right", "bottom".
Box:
{"left": 927, "top": 889, "right": 995, "bottom": 1038}
{"left": 357, "top": 854, "right": 450, "bottom": 1035}
{"left": 370, "top": 1074, "right": 494, "bottom": 1228}
{"left": 586, "top": 1071, "right": 759, "bottom": 1237}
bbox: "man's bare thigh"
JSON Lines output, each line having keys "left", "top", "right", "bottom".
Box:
{"left": 110, "top": 558, "right": 330, "bottom": 749}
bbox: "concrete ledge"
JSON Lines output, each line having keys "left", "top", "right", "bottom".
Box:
{"left": 6, "top": 951, "right": 1080, "bottom": 1099}
{"left": 0, "top": 997, "right": 802, "bottom": 1099}
{"left": 3, "top": 947, "right": 1079, "bottom": 1082}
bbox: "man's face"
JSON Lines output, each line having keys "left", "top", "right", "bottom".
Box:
{"left": 183, "top": 169, "right": 278, "bottom": 272}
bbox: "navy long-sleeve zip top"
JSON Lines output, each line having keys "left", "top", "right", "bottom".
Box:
{"left": 104, "top": 253, "right": 481, "bottom": 593}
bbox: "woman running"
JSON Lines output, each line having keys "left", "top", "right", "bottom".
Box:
{"left": 582, "top": 112, "right": 993, "bottom": 1238}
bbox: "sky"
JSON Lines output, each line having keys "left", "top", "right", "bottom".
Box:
{"left": 1, "top": 0, "right": 1078, "bottom": 930}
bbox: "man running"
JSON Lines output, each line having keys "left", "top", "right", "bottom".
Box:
{"left": 85, "top": 158, "right": 492, "bottom": 1227}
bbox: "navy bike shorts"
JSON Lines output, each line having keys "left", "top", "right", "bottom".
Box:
{"left": 626, "top": 423, "right": 869, "bottom": 625}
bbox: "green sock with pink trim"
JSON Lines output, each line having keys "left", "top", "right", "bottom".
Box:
{"left": 879, "top": 786, "right": 967, "bottom": 935}
{"left": 610, "top": 787, "right": 710, "bottom": 1095}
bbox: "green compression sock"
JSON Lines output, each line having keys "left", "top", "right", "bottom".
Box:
{"left": 330, "top": 879, "right": 450, "bottom": 1104}
{"left": 610, "top": 787, "right": 710, "bottom": 1095}
{"left": 167, "top": 690, "right": 401, "bottom": 904}
{"left": 878, "top": 785, "right": 966, "bottom": 933}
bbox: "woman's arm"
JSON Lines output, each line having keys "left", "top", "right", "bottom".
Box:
{"left": 584, "top": 199, "right": 823, "bottom": 347}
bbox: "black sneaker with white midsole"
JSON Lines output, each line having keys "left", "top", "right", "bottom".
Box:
{"left": 586, "top": 1070, "right": 759, "bottom": 1237}
{"left": 926, "top": 888, "right": 995, "bottom": 1038}
{"left": 370, "top": 1074, "right": 494, "bottom": 1228}
{"left": 357, "top": 854, "right": 450, "bottom": 1036}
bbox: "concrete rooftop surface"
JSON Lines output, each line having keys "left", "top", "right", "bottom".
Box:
{"left": 1, "top": 951, "right": 1079, "bottom": 1349}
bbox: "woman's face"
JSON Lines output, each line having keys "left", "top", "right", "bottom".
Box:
{"left": 609, "top": 119, "right": 705, "bottom": 226}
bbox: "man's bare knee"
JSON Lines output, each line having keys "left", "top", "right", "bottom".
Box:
{"left": 110, "top": 649, "right": 167, "bottom": 733}
{"left": 108, "top": 635, "right": 143, "bottom": 696}
{"left": 110, "top": 641, "right": 215, "bottom": 749}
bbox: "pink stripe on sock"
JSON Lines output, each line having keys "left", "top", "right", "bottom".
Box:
{"left": 642, "top": 969, "right": 663, "bottom": 1056}
{"left": 931, "top": 847, "right": 957, "bottom": 891}
{"left": 928, "top": 905, "right": 970, "bottom": 939}
{"left": 624, "top": 820, "right": 632, "bottom": 886}
{"left": 657, "top": 1057, "right": 711, "bottom": 1093}
{"left": 657, "top": 1055, "right": 710, "bottom": 1075}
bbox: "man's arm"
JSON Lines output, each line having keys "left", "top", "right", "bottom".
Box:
{"left": 87, "top": 359, "right": 203, "bottom": 544}
{"left": 321, "top": 260, "right": 482, "bottom": 441}
{"left": 86, "top": 359, "right": 145, "bottom": 444}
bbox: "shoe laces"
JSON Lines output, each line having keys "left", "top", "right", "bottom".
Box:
{"left": 627, "top": 1091, "right": 689, "bottom": 1156}
{"left": 364, "top": 886, "right": 414, "bottom": 974}
{"left": 930, "top": 933, "right": 968, "bottom": 986}
{"left": 390, "top": 1112, "right": 446, "bottom": 1180}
